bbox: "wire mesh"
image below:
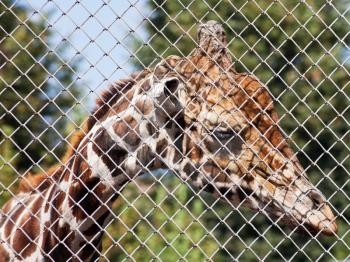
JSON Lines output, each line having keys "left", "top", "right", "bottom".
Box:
{"left": 0, "top": 0, "right": 349, "bottom": 261}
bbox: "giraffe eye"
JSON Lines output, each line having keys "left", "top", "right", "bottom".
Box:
{"left": 212, "top": 130, "right": 236, "bottom": 140}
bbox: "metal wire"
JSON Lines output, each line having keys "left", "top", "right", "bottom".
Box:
{"left": 0, "top": 0, "right": 349, "bottom": 261}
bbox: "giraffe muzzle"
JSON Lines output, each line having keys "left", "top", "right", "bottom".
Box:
{"left": 267, "top": 176, "right": 338, "bottom": 236}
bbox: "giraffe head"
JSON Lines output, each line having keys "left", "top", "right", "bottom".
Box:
{"left": 147, "top": 21, "right": 337, "bottom": 236}
{"left": 88, "top": 21, "right": 336, "bottom": 236}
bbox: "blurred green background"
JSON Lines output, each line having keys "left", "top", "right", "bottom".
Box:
{"left": 0, "top": 0, "right": 349, "bottom": 261}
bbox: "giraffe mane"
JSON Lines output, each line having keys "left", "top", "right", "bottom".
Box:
{"left": 87, "top": 69, "right": 150, "bottom": 129}
{"left": 18, "top": 70, "right": 151, "bottom": 194}
{"left": 18, "top": 129, "right": 86, "bottom": 193}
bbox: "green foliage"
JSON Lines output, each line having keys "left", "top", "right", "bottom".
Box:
{"left": 126, "top": 0, "right": 350, "bottom": 261}
{"left": 0, "top": 0, "right": 82, "bottom": 202}
{"left": 0, "top": 125, "right": 17, "bottom": 206}
{"left": 0, "top": 1, "right": 348, "bottom": 260}
{"left": 103, "top": 174, "right": 219, "bottom": 261}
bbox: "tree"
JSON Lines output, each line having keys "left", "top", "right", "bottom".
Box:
{"left": 102, "top": 173, "right": 219, "bottom": 261}
{"left": 0, "top": 0, "right": 82, "bottom": 202}
{"left": 130, "top": 0, "right": 350, "bottom": 261}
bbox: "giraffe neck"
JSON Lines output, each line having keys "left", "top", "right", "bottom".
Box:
{"left": 53, "top": 81, "right": 186, "bottom": 256}
{"left": 0, "top": 72, "right": 189, "bottom": 261}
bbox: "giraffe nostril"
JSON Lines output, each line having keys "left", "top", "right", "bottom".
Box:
{"left": 308, "top": 190, "right": 325, "bottom": 209}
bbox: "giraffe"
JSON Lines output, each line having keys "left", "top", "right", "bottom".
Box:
{"left": 0, "top": 21, "right": 337, "bottom": 261}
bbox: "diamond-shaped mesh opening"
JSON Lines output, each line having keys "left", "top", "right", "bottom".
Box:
{"left": 0, "top": 0, "right": 349, "bottom": 261}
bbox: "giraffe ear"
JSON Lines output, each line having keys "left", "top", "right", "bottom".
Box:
{"left": 158, "top": 76, "right": 185, "bottom": 110}
{"left": 150, "top": 76, "right": 184, "bottom": 118}
{"left": 151, "top": 56, "right": 186, "bottom": 112}
{"left": 164, "top": 77, "right": 180, "bottom": 103}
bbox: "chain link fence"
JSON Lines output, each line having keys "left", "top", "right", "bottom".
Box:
{"left": 0, "top": 0, "right": 349, "bottom": 261}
